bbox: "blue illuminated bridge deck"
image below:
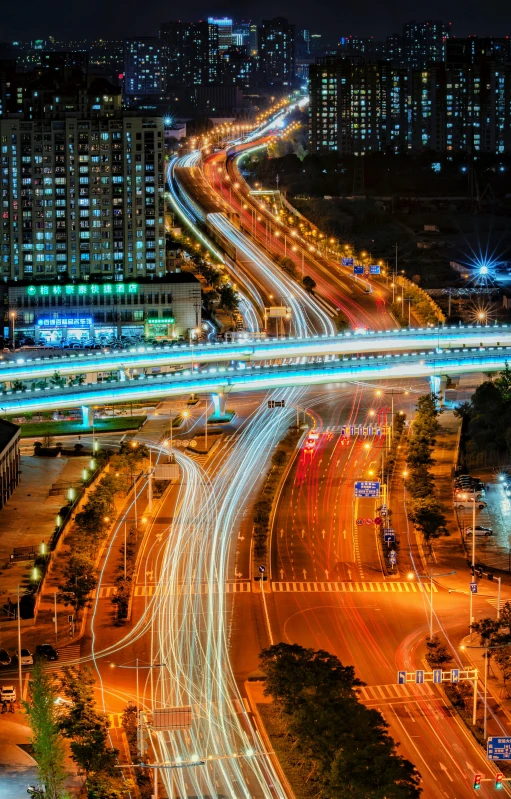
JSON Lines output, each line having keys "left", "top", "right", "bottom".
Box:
{"left": 2, "top": 324, "right": 511, "bottom": 384}
{"left": 1, "top": 345, "right": 510, "bottom": 414}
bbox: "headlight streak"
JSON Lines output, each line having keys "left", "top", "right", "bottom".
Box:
{"left": 150, "top": 388, "right": 306, "bottom": 799}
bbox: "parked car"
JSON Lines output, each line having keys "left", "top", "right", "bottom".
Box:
{"left": 0, "top": 650, "right": 11, "bottom": 666}
{"left": 0, "top": 685, "right": 16, "bottom": 702}
{"left": 454, "top": 498, "right": 487, "bottom": 510}
{"left": 35, "top": 644, "right": 59, "bottom": 661}
{"left": 466, "top": 526, "right": 493, "bottom": 536}
{"left": 15, "top": 648, "right": 33, "bottom": 666}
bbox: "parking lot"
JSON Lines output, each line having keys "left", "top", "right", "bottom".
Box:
{"left": 455, "top": 473, "right": 511, "bottom": 572}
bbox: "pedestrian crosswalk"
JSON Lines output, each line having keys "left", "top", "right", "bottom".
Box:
{"left": 358, "top": 683, "right": 435, "bottom": 702}
{"left": 45, "top": 644, "right": 82, "bottom": 677}
{"left": 96, "top": 581, "right": 253, "bottom": 599}
{"left": 272, "top": 581, "right": 437, "bottom": 593}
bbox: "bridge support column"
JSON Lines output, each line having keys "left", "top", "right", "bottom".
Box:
{"left": 81, "top": 405, "right": 91, "bottom": 427}
{"left": 430, "top": 375, "right": 447, "bottom": 406}
{"left": 211, "top": 392, "right": 227, "bottom": 420}
{"left": 118, "top": 369, "right": 126, "bottom": 382}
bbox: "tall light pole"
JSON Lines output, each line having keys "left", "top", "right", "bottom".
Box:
{"left": 10, "top": 311, "right": 16, "bottom": 350}
{"left": 407, "top": 570, "right": 456, "bottom": 639}
{"left": 469, "top": 496, "right": 476, "bottom": 638}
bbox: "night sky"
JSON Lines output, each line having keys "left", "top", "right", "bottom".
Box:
{"left": 1, "top": 0, "right": 510, "bottom": 42}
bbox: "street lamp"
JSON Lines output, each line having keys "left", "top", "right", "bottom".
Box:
{"left": 408, "top": 569, "right": 456, "bottom": 639}
{"left": 9, "top": 311, "right": 16, "bottom": 350}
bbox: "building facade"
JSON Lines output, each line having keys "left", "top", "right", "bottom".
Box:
{"left": 258, "top": 17, "right": 296, "bottom": 87}
{"left": 0, "top": 419, "right": 20, "bottom": 510}
{"left": 0, "top": 115, "right": 165, "bottom": 281}
{"left": 5, "top": 274, "right": 202, "bottom": 343}
{"left": 159, "top": 21, "right": 219, "bottom": 88}
{"left": 124, "top": 37, "right": 167, "bottom": 97}
{"left": 309, "top": 56, "right": 511, "bottom": 155}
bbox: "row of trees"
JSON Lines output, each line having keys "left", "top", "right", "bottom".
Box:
{"left": 58, "top": 442, "right": 149, "bottom": 615}
{"left": 6, "top": 371, "right": 86, "bottom": 394}
{"left": 24, "top": 662, "right": 140, "bottom": 799}
{"left": 455, "top": 364, "right": 511, "bottom": 465}
{"left": 405, "top": 394, "right": 447, "bottom": 541}
{"left": 252, "top": 426, "right": 302, "bottom": 565}
{"left": 260, "top": 643, "right": 422, "bottom": 798}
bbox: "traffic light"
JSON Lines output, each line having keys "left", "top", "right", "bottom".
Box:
{"left": 475, "top": 567, "right": 483, "bottom": 578}
{"left": 487, "top": 572, "right": 494, "bottom": 582}
{"left": 473, "top": 774, "right": 481, "bottom": 790}
{"left": 496, "top": 773, "right": 503, "bottom": 790}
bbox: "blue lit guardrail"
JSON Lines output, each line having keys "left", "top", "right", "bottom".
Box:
{"left": 0, "top": 346, "right": 510, "bottom": 414}
{"left": 2, "top": 324, "right": 511, "bottom": 384}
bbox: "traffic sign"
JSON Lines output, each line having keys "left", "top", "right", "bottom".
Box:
{"left": 365, "top": 518, "right": 373, "bottom": 525}
{"left": 354, "top": 265, "right": 364, "bottom": 274}
{"left": 369, "top": 265, "right": 381, "bottom": 275}
{"left": 384, "top": 532, "right": 395, "bottom": 543}
{"left": 398, "top": 670, "right": 407, "bottom": 685}
{"left": 433, "top": 669, "right": 442, "bottom": 684}
{"left": 470, "top": 582, "right": 478, "bottom": 594}
{"left": 354, "top": 481, "right": 380, "bottom": 498}
{"left": 258, "top": 565, "right": 266, "bottom": 574}
{"left": 342, "top": 257, "right": 354, "bottom": 266}
{"left": 383, "top": 527, "right": 395, "bottom": 534}
{"left": 415, "top": 670, "right": 424, "bottom": 684}
{"left": 356, "top": 518, "right": 363, "bottom": 525}
{"left": 487, "top": 737, "right": 511, "bottom": 760}
{"left": 451, "top": 669, "right": 460, "bottom": 684}
{"left": 374, "top": 516, "right": 382, "bottom": 526}
{"left": 389, "top": 551, "right": 397, "bottom": 564}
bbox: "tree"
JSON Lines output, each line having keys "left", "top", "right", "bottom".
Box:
{"left": 58, "top": 553, "right": 98, "bottom": 614}
{"left": 122, "top": 703, "right": 152, "bottom": 797}
{"left": 11, "top": 379, "right": 26, "bottom": 392}
{"left": 50, "top": 371, "right": 67, "bottom": 389}
{"left": 59, "top": 666, "right": 120, "bottom": 791}
{"left": 23, "top": 659, "right": 67, "bottom": 799}
{"left": 218, "top": 283, "right": 239, "bottom": 312}
{"left": 68, "top": 374, "right": 86, "bottom": 387}
{"left": 406, "top": 495, "right": 446, "bottom": 540}
{"left": 302, "top": 275, "right": 316, "bottom": 293}
{"left": 425, "top": 635, "right": 453, "bottom": 667}
{"left": 260, "top": 643, "right": 421, "bottom": 799}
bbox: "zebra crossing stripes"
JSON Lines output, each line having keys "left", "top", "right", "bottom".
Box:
{"left": 271, "top": 581, "right": 437, "bottom": 593}
{"left": 107, "top": 581, "right": 252, "bottom": 598}
{"left": 359, "top": 683, "right": 434, "bottom": 702}
{"left": 46, "top": 644, "right": 82, "bottom": 676}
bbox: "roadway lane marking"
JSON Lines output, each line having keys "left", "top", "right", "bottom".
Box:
{"left": 271, "top": 581, "right": 437, "bottom": 593}
{"left": 130, "top": 582, "right": 253, "bottom": 597}
{"left": 359, "top": 683, "right": 434, "bottom": 701}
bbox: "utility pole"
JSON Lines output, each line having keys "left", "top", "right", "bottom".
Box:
{"left": 17, "top": 585, "right": 22, "bottom": 701}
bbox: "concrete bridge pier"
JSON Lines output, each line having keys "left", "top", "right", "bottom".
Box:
{"left": 211, "top": 391, "right": 228, "bottom": 420}
{"left": 430, "top": 375, "right": 448, "bottom": 406}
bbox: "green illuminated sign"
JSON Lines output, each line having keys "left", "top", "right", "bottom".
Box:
{"left": 27, "top": 283, "right": 138, "bottom": 297}
{"left": 147, "top": 318, "right": 175, "bottom": 325}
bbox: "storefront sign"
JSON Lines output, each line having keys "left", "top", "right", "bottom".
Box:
{"left": 27, "top": 283, "right": 138, "bottom": 297}
{"left": 147, "top": 317, "right": 175, "bottom": 325}
{"left": 37, "top": 318, "right": 93, "bottom": 328}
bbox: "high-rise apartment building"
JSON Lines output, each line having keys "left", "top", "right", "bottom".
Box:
{"left": 258, "top": 17, "right": 296, "bottom": 87}
{"left": 445, "top": 37, "right": 511, "bottom": 67}
{"left": 124, "top": 37, "right": 167, "bottom": 96}
{"left": 0, "top": 115, "right": 165, "bottom": 281}
{"left": 403, "top": 20, "right": 450, "bottom": 68}
{"left": 160, "top": 21, "right": 219, "bottom": 87}
{"left": 208, "top": 18, "right": 233, "bottom": 54}
{"left": 309, "top": 55, "right": 511, "bottom": 155}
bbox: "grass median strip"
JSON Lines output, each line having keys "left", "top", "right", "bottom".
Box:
{"left": 16, "top": 416, "right": 147, "bottom": 438}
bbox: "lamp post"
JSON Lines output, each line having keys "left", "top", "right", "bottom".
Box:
{"left": 9, "top": 311, "right": 16, "bottom": 350}
{"left": 461, "top": 641, "right": 507, "bottom": 738}
{"left": 407, "top": 570, "right": 456, "bottom": 639}
{"left": 469, "top": 496, "right": 476, "bottom": 638}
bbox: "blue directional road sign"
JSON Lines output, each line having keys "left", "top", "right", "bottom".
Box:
{"left": 389, "top": 551, "right": 397, "bottom": 565}
{"left": 415, "top": 670, "right": 424, "bottom": 684}
{"left": 353, "top": 265, "right": 364, "bottom": 275}
{"left": 354, "top": 481, "right": 381, "bottom": 498}
{"left": 342, "top": 257, "right": 354, "bottom": 266}
{"left": 470, "top": 582, "right": 478, "bottom": 594}
{"left": 451, "top": 669, "right": 460, "bottom": 684}
{"left": 397, "top": 671, "right": 407, "bottom": 685}
{"left": 487, "top": 737, "right": 511, "bottom": 760}
{"left": 433, "top": 669, "right": 442, "bottom": 684}
{"left": 384, "top": 532, "right": 395, "bottom": 543}
{"left": 369, "top": 265, "right": 381, "bottom": 275}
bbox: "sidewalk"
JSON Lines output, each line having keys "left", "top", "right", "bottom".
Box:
{"left": 0, "top": 455, "right": 90, "bottom": 599}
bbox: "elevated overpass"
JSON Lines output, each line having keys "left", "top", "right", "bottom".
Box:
{"left": 0, "top": 344, "right": 509, "bottom": 415}
{"left": 2, "top": 324, "right": 511, "bottom": 384}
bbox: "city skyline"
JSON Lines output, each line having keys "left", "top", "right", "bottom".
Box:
{"left": 2, "top": 0, "right": 510, "bottom": 42}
